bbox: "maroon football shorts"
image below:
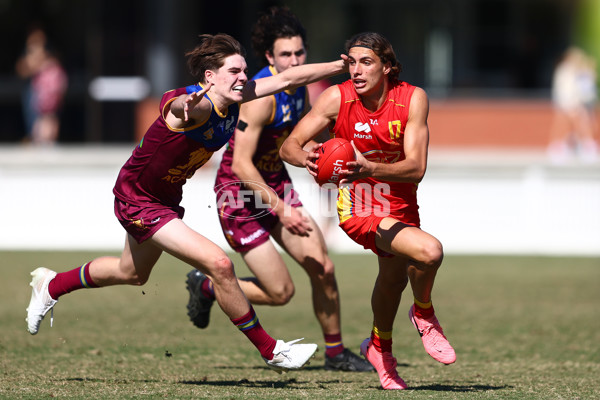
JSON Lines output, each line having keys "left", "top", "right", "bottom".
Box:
{"left": 217, "top": 200, "right": 303, "bottom": 253}
{"left": 114, "top": 198, "right": 184, "bottom": 243}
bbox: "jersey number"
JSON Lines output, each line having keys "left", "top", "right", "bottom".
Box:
{"left": 388, "top": 121, "right": 402, "bottom": 141}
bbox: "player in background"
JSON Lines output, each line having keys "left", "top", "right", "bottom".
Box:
{"left": 279, "top": 32, "right": 455, "bottom": 389}
{"left": 185, "top": 7, "right": 373, "bottom": 372}
{"left": 26, "top": 33, "right": 349, "bottom": 373}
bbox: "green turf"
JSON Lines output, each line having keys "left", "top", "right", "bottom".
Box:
{"left": 1, "top": 251, "right": 599, "bottom": 399}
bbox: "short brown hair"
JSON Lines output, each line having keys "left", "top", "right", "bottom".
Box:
{"left": 345, "top": 32, "right": 402, "bottom": 81}
{"left": 185, "top": 33, "right": 246, "bottom": 82}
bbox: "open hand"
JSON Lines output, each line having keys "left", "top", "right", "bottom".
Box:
{"left": 183, "top": 82, "right": 213, "bottom": 121}
{"left": 279, "top": 205, "right": 312, "bottom": 237}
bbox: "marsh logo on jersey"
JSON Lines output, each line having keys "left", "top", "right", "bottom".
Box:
{"left": 354, "top": 122, "right": 371, "bottom": 133}
{"left": 354, "top": 121, "right": 373, "bottom": 139}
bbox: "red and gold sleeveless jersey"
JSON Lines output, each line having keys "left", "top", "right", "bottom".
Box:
{"left": 331, "top": 79, "right": 420, "bottom": 226}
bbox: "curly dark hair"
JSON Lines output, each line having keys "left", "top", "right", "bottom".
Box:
{"left": 345, "top": 32, "right": 402, "bottom": 81}
{"left": 185, "top": 33, "right": 246, "bottom": 82}
{"left": 251, "top": 6, "right": 307, "bottom": 67}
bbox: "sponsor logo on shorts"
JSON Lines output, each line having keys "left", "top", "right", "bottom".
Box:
{"left": 240, "top": 228, "right": 267, "bottom": 245}
{"left": 131, "top": 219, "right": 147, "bottom": 229}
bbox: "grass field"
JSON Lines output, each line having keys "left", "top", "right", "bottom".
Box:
{"left": 1, "top": 251, "right": 599, "bottom": 399}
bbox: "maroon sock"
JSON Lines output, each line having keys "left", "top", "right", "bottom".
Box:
{"left": 48, "top": 262, "right": 98, "bottom": 300}
{"left": 324, "top": 333, "right": 344, "bottom": 358}
{"left": 201, "top": 277, "right": 215, "bottom": 300}
{"left": 231, "top": 307, "right": 276, "bottom": 360}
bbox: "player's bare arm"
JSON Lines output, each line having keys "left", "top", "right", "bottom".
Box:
{"left": 167, "top": 83, "right": 213, "bottom": 129}
{"left": 280, "top": 85, "right": 342, "bottom": 176}
{"left": 231, "top": 98, "right": 279, "bottom": 207}
{"left": 242, "top": 57, "right": 348, "bottom": 103}
{"left": 232, "top": 97, "right": 312, "bottom": 236}
{"left": 343, "top": 87, "right": 430, "bottom": 183}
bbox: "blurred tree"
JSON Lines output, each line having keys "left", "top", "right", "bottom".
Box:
{"left": 575, "top": 0, "right": 600, "bottom": 81}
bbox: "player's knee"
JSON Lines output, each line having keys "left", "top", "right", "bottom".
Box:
{"left": 320, "top": 257, "right": 337, "bottom": 285}
{"left": 117, "top": 262, "right": 150, "bottom": 286}
{"left": 206, "top": 255, "right": 235, "bottom": 282}
{"left": 269, "top": 283, "right": 295, "bottom": 305}
{"left": 323, "top": 256, "right": 335, "bottom": 274}
{"left": 124, "top": 271, "right": 150, "bottom": 286}
{"left": 419, "top": 239, "right": 444, "bottom": 269}
{"left": 305, "top": 256, "right": 335, "bottom": 280}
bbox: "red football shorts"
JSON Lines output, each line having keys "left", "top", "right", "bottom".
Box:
{"left": 339, "top": 213, "right": 419, "bottom": 257}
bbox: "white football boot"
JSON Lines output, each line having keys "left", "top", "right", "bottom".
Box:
{"left": 26, "top": 267, "right": 58, "bottom": 335}
{"left": 263, "top": 338, "right": 318, "bottom": 373}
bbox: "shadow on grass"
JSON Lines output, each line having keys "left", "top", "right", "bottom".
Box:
{"left": 63, "top": 377, "right": 509, "bottom": 392}
{"left": 180, "top": 377, "right": 310, "bottom": 389}
{"left": 211, "top": 363, "right": 410, "bottom": 371}
{"left": 65, "top": 378, "right": 160, "bottom": 384}
{"left": 411, "top": 383, "right": 510, "bottom": 392}
{"left": 179, "top": 379, "right": 510, "bottom": 392}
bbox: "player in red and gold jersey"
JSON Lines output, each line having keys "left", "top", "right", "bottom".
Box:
{"left": 281, "top": 32, "right": 455, "bottom": 389}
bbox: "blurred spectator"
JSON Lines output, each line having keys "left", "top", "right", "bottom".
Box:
{"left": 548, "top": 47, "right": 599, "bottom": 164}
{"left": 15, "top": 28, "right": 68, "bottom": 146}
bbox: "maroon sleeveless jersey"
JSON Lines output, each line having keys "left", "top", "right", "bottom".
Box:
{"left": 114, "top": 85, "right": 238, "bottom": 209}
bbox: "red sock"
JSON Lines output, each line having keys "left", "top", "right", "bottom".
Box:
{"left": 414, "top": 302, "right": 435, "bottom": 319}
{"left": 324, "top": 333, "right": 344, "bottom": 358}
{"left": 231, "top": 307, "right": 276, "bottom": 360}
{"left": 48, "top": 262, "right": 98, "bottom": 300}
{"left": 371, "top": 329, "right": 393, "bottom": 353}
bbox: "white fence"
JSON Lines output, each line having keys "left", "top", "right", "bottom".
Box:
{"left": 1, "top": 145, "right": 599, "bottom": 256}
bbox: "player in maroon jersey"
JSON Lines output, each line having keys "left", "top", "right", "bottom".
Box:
{"left": 185, "top": 7, "right": 373, "bottom": 372}
{"left": 280, "top": 32, "right": 455, "bottom": 389}
{"left": 26, "top": 33, "right": 348, "bottom": 373}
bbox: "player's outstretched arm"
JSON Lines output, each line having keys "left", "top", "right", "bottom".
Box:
{"left": 242, "top": 56, "right": 348, "bottom": 103}
{"left": 167, "top": 83, "right": 213, "bottom": 128}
